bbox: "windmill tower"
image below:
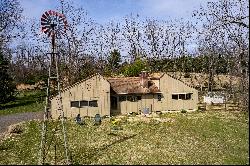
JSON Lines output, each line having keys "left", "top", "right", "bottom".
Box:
{"left": 39, "top": 10, "right": 70, "bottom": 165}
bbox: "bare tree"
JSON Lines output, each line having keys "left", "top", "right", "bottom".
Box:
{"left": 0, "top": 0, "right": 24, "bottom": 49}
{"left": 122, "top": 13, "right": 144, "bottom": 62}
{"left": 193, "top": 0, "right": 249, "bottom": 110}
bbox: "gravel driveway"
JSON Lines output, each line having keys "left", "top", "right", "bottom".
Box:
{"left": 0, "top": 111, "right": 44, "bottom": 134}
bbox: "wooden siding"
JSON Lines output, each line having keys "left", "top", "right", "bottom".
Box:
{"left": 159, "top": 74, "right": 198, "bottom": 111}
{"left": 51, "top": 74, "right": 110, "bottom": 118}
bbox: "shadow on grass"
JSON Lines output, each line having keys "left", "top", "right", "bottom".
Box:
{"left": 71, "top": 134, "right": 137, "bottom": 164}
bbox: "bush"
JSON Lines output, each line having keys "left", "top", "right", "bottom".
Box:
{"left": 181, "top": 109, "right": 187, "bottom": 113}
{"left": 128, "top": 112, "right": 138, "bottom": 117}
{"left": 110, "top": 118, "right": 123, "bottom": 130}
{"left": 8, "top": 124, "right": 24, "bottom": 134}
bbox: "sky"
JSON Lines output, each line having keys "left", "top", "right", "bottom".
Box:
{"left": 18, "top": 0, "right": 217, "bottom": 55}
{"left": 20, "top": 0, "right": 213, "bottom": 24}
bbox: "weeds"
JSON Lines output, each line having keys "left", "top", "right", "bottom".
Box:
{"left": 0, "top": 111, "right": 248, "bottom": 165}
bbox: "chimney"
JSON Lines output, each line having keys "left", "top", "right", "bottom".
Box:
{"left": 140, "top": 71, "right": 149, "bottom": 88}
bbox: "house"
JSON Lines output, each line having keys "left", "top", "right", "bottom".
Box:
{"left": 51, "top": 71, "right": 199, "bottom": 118}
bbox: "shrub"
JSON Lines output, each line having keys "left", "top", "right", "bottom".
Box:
{"left": 110, "top": 118, "right": 123, "bottom": 130}
{"left": 128, "top": 112, "right": 138, "bottom": 117}
{"left": 181, "top": 109, "right": 187, "bottom": 113}
{"left": 8, "top": 124, "right": 24, "bottom": 134}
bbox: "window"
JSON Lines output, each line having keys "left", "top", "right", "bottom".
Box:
{"left": 172, "top": 94, "right": 178, "bottom": 100}
{"left": 80, "top": 100, "right": 88, "bottom": 107}
{"left": 71, "top": 101, "right": 79, "bottom": 108}
{"left": 127, "top": 96, "right": 137, "bottom": 102}
{"left": 89, "top": 100, "right": 98, "bottom": 107}
{"left": 179, "top": 94, "right": 186, "bottom": 100}
{"left": 127, "top": 96, "right": 133, "bottom": 101}
{"left": 158, "top": 94, "right": 162, "bottom": 101}
{"left": 186, "top": 93, "right": 192, "bottom": 100}
{"left": 119, "top": 96, "right": 126, "bottom": 101}
{"left": 172, "top": 93, "right": 193, "bottom": 100}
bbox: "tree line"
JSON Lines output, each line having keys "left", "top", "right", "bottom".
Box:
{"left": 0, "top": 0, "right": 249, "bottom": 110}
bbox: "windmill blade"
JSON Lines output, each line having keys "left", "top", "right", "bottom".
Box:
{"left": 41, "top": 10, "right": 68, "bottom": 38}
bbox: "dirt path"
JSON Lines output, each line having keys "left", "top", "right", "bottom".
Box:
{"left": 0, "top": 111, "right": 43, "bottom": 134}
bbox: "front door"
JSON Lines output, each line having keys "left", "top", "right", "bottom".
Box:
{"left": 111, "top": 96, "right": 119, "bottom": 115}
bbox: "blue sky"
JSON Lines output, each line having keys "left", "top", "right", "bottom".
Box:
{"left": 20, "top": 0, "right": 213, "bottom": 23}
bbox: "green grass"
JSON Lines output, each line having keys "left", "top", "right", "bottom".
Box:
{"left": 0, "top": 111, "right": 248, "bottom": 165}
{"left": 0, "top": 90, "right": 45, "bottom": 116}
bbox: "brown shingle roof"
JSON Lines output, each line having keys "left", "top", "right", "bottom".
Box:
{"left": 106, "top": 77, "right": 161, "bottom": 94}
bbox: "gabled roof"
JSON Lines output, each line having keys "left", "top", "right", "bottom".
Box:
{"left": 51, "top": 72, "right": 198, "bottom": 100}
{"left": 106, "top": 77, "right": 161, "bottom": 94}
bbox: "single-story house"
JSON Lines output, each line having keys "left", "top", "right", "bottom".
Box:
{"left": 51, "top": 71, "right": 198, "bottom": 118}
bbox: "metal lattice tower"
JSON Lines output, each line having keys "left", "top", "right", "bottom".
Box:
{"left": 38, "top": 10, "right": 70, "bottom": 165}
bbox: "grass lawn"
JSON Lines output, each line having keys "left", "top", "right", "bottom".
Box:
{"left": 0, "top": 90, "right": 45, "bottom": 116}
{"left": 0, "top": 111, "right": 248, "bottom": 165}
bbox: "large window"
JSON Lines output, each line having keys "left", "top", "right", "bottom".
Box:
{"left": 71, "top": 100, "right": 98, "bottom": 108}
{"left": 172, "top": 93, "right": 193, "bottom": 100}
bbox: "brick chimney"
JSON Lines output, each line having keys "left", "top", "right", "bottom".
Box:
{"left": 140, "top": 71, "right": 149, "bottom": 88}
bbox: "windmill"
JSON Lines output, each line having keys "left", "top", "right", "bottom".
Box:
{"left": 39, "top": 10, "right": 70, "bottom": 165}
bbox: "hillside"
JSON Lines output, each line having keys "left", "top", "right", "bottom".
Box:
{"left": 167, "top": 72, "right": 240, "bottom": 91}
